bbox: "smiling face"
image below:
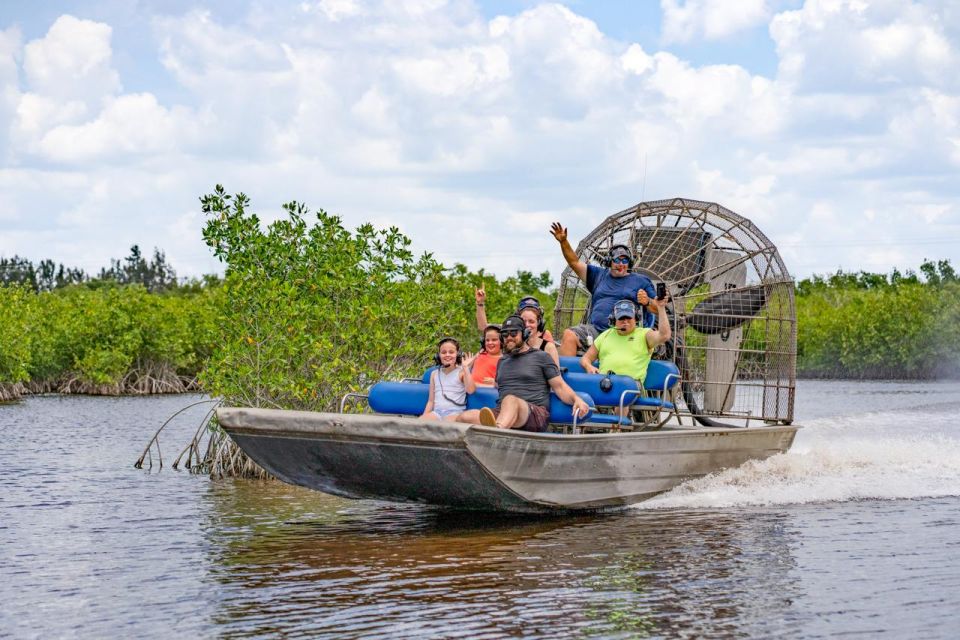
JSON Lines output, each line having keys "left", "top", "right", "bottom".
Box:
{"left": 609, "top": 255, "right": 630, "bottom": 277}
{"left": 438, "top": 340, "right": 459, "bottom": 367}
{"left": 483, "top": 329, "right": 502, "bottom": 355}
{"left": 500, "top": 329, "right": 526, "bottom": 353}
{"left": 519, "top": 308, "right": 540, "bottom": 339}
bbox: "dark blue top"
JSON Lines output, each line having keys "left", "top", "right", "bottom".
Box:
{"left": 585, "top": 264, "right": 656, "bottom": 331}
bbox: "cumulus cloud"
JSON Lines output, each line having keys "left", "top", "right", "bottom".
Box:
{"left": 1, "top": 0, "right": 959, "bottom": 280}
{"left": 22, "top": 15, "right": 120, "bottom": 104}
{"left": 661, "top": 0, "right": 770, "bottom": 43}
{"left": 771, "top": 0, "right": 959, "bottom": 93}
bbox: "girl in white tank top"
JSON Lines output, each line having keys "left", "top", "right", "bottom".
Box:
{"left": 420, "top": 338, "right": 476, "bottom": 421}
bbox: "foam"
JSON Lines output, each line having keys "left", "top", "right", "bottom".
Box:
{"left": 635, "top": 413, "right": 960, "bottom": 510}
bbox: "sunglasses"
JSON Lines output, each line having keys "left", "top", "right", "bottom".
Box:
{"left": 501, "top": 329, "right": 522, "bottom": 337}
{"left": 612, "top": 257, "right": 630, "bottom": 265}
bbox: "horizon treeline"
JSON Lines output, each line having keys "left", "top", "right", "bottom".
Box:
{"left": 0, "top": 245, "right": 202, "bottom": 293}
{"left": 1, "top": 202, "right": 959, "bottom": 404}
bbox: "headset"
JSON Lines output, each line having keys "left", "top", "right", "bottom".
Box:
{"left": 607, "top": 299, "right": 642, "bottom": 327}
{"left": 602, "top": 243, "right": 636, "bottom": 269}
{"left": 499, "top": 315, "right": 531, "bottom": 345}
{"left": 479, "top": 324, "right": 501, "bottom": 352}
{"left": 434, "top": 337, "right": 464, "bottom": 366}
{"left": 516, "top": 296, "right": 546, "bottom": 333}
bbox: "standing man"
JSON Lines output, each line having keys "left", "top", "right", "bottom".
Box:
{"left": 550, "top": 222, "right": 657, "bottom": 356}
{"left": 458, "top": 315, "right": 590, "bottom": 432}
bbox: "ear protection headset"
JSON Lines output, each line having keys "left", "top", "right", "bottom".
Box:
{"left": 499, "top": 315, "right": 531, "bottom": 345}
{"left": 607, "top": 299, "right": 642, "bottom": 327}
{"left": 434, "top": 337, "right": 464, "bottom": 366}
{"left": 479, "top": 324, "right": 501, "bottom": 352}
{"left": 602, "top": 243, "right": 635, "bottom": 269}
{"left": 517, "top": 298, "right": 546, "bottom": 333}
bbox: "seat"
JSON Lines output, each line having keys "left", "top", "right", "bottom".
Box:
{"left": 363, "top": 381, "right": 595, "bottom": 426}
{"left": 560, "top": 360, "right": 681, "bottom": 431}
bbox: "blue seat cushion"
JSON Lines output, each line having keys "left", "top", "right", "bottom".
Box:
{"left": 367, "top": 381, "right": 594, "bottom": 423}
{"left": 644, "top": 360, "right": 680, "bottom": 392}
{"left": 368, "top": 381, "right": 430, "bottom": 415}
{"left": 563, "top": 371, "right": 640, "bottom": 408}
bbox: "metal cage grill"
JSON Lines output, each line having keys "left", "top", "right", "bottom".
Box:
{"left": 554, "top": 197, "right": 796, "bottom": 425}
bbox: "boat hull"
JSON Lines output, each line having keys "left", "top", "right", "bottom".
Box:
{"left": 217, "top": 408, "right": 798, "bottom": 513}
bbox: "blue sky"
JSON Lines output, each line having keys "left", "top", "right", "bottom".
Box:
{"left": 1, "top": 0, "right": 958, "bottom": 281}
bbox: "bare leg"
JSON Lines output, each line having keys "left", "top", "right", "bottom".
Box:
{"left": 559, "top": 328, "right": 579, "bottom": 357}
{"left": 496, "top": 395, "right": 530, "bottom": 429}
{"left": 457, "top": 410, "right": 482, "bottom": 424}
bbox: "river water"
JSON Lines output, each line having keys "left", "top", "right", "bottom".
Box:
{"left": 2, "top": 380, "right": 959, "bottom": 638}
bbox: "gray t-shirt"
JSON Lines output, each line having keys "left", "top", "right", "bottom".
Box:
{"left": 495, "top": 348, "right": 560, "bottom": 409}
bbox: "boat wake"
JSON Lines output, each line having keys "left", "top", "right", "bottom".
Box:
{"left": 637, "top": 406, "right": 960, "bottom": 509}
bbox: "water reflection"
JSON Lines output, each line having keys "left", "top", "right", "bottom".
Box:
{"left": 202, "top": 480, "right": 800, "bottom": 638}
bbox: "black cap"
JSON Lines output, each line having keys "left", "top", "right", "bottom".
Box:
{"left": 501, "top": 315, "right": 525, "bottom": 332}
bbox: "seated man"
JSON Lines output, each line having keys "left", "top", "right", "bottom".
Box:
{"left": 459, "top": 315, "right": 589, "bottom": 432}
{"left": 579, "top": 297, "right": 671, "bottom": 389}
{"left": 550, "top": 222, "right": 657, "bottom": 356}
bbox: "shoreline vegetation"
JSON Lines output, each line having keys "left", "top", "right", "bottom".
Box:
{"left": 2, "top": 195, "right": 959, "bottom": 407}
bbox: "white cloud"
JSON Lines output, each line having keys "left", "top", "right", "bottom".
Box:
{"left": 661, "top": 0, "right": 770, "bottom": 43}
{"left": 771, "top": 0, "right": 959, "bottom": 92}
{"left": 22, "top": 15, "right": 120, "bottom": 103}
{"left": 36, "top": 93, "right": 187, "bottom": 162}
{"left": 1, "top": 0, "right": 959, "bottom": 283}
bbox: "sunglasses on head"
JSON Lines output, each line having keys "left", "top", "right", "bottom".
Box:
{"left": 612, "top": 256, "right": 630, "bottom": 265}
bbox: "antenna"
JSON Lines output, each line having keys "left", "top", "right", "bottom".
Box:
{"left": 641, "top": 152, "right": 647, "bottom": 201}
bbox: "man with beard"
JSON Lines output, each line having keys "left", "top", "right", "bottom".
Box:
{"left": 550, "top": 222, "right": 657, "bottom": 356}
{"left": 458, "top": 315, "right": 589, "bottom": 432}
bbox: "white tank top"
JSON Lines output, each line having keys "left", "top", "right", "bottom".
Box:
{"left": 433, "top": 367, "right": 466, "bottom": 413}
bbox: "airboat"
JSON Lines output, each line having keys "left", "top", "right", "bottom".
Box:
{"left": 217, "top": 198, "right": 800, "bottom": 513}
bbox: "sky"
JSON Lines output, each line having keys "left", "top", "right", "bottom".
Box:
{"left": 1, "top": 0, "right": 958, "bottom": 283}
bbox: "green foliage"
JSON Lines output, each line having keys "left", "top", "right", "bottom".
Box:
{"left": 199, "top": 185, "right": 481, "bottom": 411}
{"left": 97, "top": 245, "right": 177, "bottom": 292}
{"left": 797, "top": 261, "right": 960, "bottom": 378}
{"left": 0, "top": 285, "right": 34, "bottom": 384}
{"left": 0, "top": 282, "right": 216, "bottom": 392}
{"left": 0, "top": 255, "right": 86, "bottom": 291}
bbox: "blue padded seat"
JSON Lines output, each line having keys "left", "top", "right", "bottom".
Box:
{"left": 563, "top": 371, "right": 640, "bottom": 408}
{"left": 644, "top": 360, "right": 681, "bottom": 393}
{"left": 562, "top": 357, "right": 680, "bottom": 393}
{"left": 366, "top": 381, "right": 594, "bottom": 424}
{"left": 559, "top": 355, "right": 587, "bottom": 373}
{"left": 368, "top": 381, "right": 429, "bottom": 415}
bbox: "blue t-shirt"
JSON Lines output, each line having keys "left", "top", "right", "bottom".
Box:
{"left": 585, "top": 264, "right": 656, "bottom": 331}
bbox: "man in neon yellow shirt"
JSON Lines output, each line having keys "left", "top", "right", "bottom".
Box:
{"left": 579, "top": 297, "right": 671, "bottom": 387}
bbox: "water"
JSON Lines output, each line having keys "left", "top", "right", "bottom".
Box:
{"left": 2, "top": 381, "right": 960, "bottom": 638}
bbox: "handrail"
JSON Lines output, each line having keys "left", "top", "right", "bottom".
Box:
{"left": 339, "top": 392, "right": 369, "bottom": 414}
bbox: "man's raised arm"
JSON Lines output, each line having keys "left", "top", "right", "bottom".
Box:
{"left": 550, "top": 222, "right": 587, "bottom": 281}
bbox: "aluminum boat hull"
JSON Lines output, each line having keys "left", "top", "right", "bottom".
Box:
{"left": 217, "top": 407, "right": 798, "bottom": 513}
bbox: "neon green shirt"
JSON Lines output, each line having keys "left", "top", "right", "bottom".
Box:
{"left": 593, "top": 327, "right": 652, "bottom": 384}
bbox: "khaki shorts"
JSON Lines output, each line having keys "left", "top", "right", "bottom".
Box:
{"left": 569, "top": 323, "right": 601, "bottom": 355}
